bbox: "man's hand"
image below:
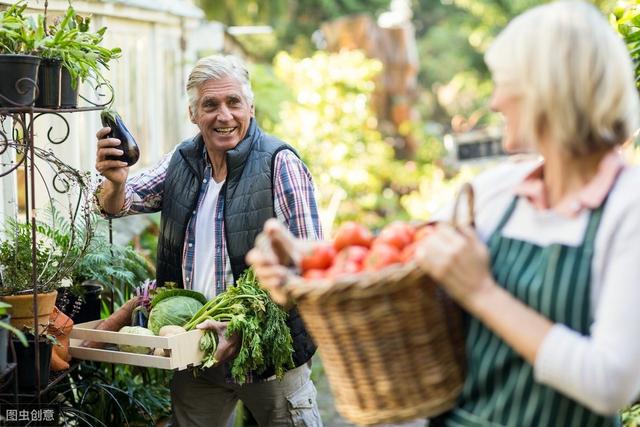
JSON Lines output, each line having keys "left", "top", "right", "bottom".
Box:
{"left": 196, "top": 320, "right": 241, "bottom": 365}
{"left": 95, "top": 127, "right": 129, "bottom": 185}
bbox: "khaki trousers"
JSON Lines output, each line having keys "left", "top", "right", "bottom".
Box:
{"left": 170, "top": 363, "right": 323, "bottom": 427}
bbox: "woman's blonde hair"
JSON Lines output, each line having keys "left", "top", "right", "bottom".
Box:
{"left": 485, "top": 0, "right": 639, "bottom": 155}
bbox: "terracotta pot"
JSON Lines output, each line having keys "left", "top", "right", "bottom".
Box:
{"left": 0, "top": 291, "right": 58, "bottom": 334}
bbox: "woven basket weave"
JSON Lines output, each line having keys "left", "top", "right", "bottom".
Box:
{"left": 281, "top": 185, "right": 474, "bottom": 425}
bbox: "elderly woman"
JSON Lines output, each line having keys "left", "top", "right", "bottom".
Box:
{"left": 247, "top": 1, "right": 640, "bottom": 426}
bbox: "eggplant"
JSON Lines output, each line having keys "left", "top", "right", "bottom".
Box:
{"left": 101, "top": 108, "right": 140, "bottom": 166}
{"left": 131, "top": 305, "right": 149, "bottom": 328}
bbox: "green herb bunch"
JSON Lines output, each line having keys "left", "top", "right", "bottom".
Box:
{"left": 184, "top": 268, "right": 294, "bottom": 383}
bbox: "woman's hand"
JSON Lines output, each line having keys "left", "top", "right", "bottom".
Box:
{"left": 246, "top": 219, "right": 309, "bottom": 306}
{"left": 415, "top": 223, "right": 497, "bottom": 311}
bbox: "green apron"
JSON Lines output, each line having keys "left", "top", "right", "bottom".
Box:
{"left": 440, "top": 196, "right": 619, "bottom": 427}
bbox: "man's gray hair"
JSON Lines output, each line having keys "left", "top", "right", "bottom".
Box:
{"left": 186, "top": 55, "right": 254, "bottom": 115}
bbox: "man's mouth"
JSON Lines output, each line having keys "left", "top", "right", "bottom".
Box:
{"left": 214, "top": 127, "right": 236, "bottom": 135}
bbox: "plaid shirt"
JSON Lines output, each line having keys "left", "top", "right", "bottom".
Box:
{"left": 102, "top": 146, "right": 323, "bottom": 295}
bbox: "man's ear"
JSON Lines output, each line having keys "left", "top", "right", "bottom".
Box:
{"left": 251, "top": 104, "right": 255, "bottom": 117}
{"left": 189, "top": 106, "right": 197, "bottom": 124}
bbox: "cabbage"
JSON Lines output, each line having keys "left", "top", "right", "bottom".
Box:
{"left": 148, "top": 296, "right": 203, "bottom": 335}
{"left": 118, "top": 326, "right": 155, "bottom": 354}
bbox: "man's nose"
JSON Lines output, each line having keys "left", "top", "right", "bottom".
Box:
{"left": 218, "top": 104, "right": 233, "bottom": 121}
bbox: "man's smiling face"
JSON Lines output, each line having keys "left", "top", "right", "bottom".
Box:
{"left": 190, "top": 76, "right": 254, "bottom": 155}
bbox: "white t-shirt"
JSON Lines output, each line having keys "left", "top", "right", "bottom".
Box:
{"left": 457, "top": 158, "right": 640, "bottom": 414}
{"left": 192, "top": 178, "right": 226, "bottom": 300}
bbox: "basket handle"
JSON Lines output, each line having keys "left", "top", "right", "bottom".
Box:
{"left": 451, "top": 182, "right": 475, "bottom": 228}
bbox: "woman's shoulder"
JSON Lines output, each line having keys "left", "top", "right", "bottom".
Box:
{"left": 608, "top": 164, "right": 640, "bottom": 211}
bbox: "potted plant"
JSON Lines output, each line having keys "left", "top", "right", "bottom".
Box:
{"left": 0, "top": 301, "right": 27, "bottom": 373}
{"left": 55, "top": 215, "right": 154, "bottom": 323}
{"left": 7, "top": 327, "right": 57, "bottom": 391}
{"left": 0, "top": 1, "right": 41, "bottom": 107}
{"left": 36, "top": 4, "right": 121, "bottom": 108}
{"left": 0, "top": 217, "right": 76, "bottom": 334}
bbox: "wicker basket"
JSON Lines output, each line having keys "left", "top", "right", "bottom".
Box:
{"left": 280, "top": 184, "right": 474, "bottom": 425}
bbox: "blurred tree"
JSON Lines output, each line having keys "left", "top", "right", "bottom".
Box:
{"left": 412, "top": 0, "right": 617, "bottom": 129}
{"left": 198, "top": 0, "right": 389, "bottom": 60}
{"left": 252, "top": 50, "right": 444, "bottom": 232}
{"left": 613, "top": 1, "right": 640, "bottom": 92}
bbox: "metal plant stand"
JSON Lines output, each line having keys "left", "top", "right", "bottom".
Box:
{"left": 0, "top": 78, "right": 109, "bottom": 408}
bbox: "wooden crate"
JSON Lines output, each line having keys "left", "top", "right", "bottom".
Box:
{"left": 69, "top": 320, "right": 204, "bottom": 370}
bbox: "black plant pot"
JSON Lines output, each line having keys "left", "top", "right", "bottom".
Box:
{"left": 0, "top": 54, "right": 41, "bottom": 108}
{"left": 9, "top": 336, "right": 51, "bottom": 391}
{"left": 60, "top": 67, "right": 79, "bottom": 108}
{"left": 0, "top": 315, "right": 9, "bottom": 372}
{"left": 35, "top": 59, "right": 79, "bottom": 109}
{"left": 56, "top": 281, "right": 102, "bottom": 324}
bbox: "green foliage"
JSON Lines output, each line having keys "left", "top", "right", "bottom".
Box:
{"left": 137, "top": 212, "right": 160, "bottom": 265}
{"left": 0, "top": 1, "right": 120, "bottom": 86}
{"left": 73, "top": 220, "right": 154, "bottom": 304}
{"left": 414, "top": 0, "right": 617, "bottom": 127}
{"left": 256, "top": 50, "right": 441, "bottom": 229}
{"left": 0, "top": 1, "right": 40, "bottom": 54}
{"left": 39, "top": 5, "right": 121, "bottom": 88}
{"left": 613, "top": 1, "right": 640, "bottom": 92}
{"left": 250, "top": 62, "right": 294, "bottom": 129}
{"left": 0, "top": 204, "right": 150, "bottom": 303}
{"left": 623, "top": 404, "right": 640, "bottom": 427}
{"left": 0, "top": 216, "right": 74, "bottom": 296}
{"left": 185, "top": 268, "right": 294, "bottom": 383}
{"left": 55, "top": 363, "right": 172, "bottom": 425}
{"left": 197, "top": 0, "right": 388, "bottom": 59}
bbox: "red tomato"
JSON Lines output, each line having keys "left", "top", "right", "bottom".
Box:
{"left": 375, "top": 222, "right": 414, "bottom": 251}
{"left": 329, "top": 246, "right": 369, "bottom": 277}
{"left": 364, "top": 243, "right": 402, "bottom": 271}
{"left": 333, "top": 222, "right": 374, "bottom": 252}
{"left": 328, "top": 262, "right": 363, "bottom": 278}
{"left": 300, "top": 243, "right": 336, "bottom": 272}
{"left": 303, "top": 269, "right": 328, "bottom": 280}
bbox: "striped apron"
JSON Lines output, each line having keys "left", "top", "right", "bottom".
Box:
{"left": 439, "top": 196, "right": 619, "bottom": 427}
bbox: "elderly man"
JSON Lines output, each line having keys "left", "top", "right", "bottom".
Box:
{"left": 94, "top": 55, "right": 323, "bottom": 427}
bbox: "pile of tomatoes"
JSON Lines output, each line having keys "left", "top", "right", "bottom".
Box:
{"left": 300, "top": 221, "right": 434, "bottom": 279}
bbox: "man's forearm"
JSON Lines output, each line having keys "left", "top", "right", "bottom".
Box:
{"left": 98, "top": 179, "right": 126, "bottom": 215}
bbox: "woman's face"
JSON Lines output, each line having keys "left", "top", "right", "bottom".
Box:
{"left": 490, "top": 82, "right": 527, "bottom": 154}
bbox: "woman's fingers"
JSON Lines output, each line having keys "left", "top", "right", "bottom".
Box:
{"left": 265, "top": 219, "right": 300, "bottom": 267}
{"left": 415, "top": 224, "right": 467, "bottom": 280}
